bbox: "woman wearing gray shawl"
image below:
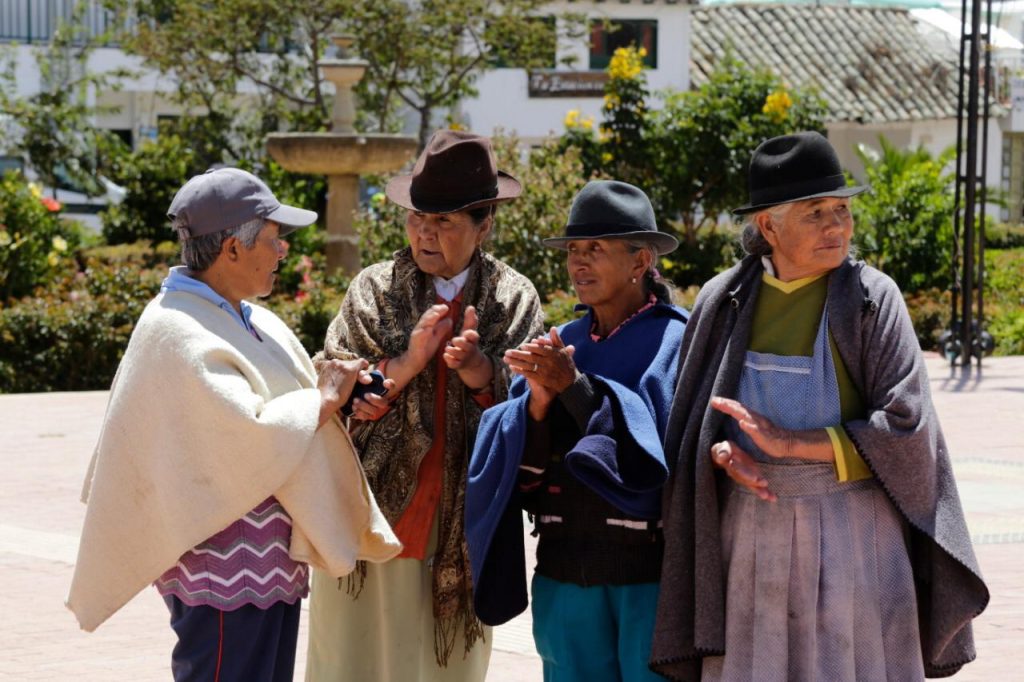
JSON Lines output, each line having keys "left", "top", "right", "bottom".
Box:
{"left": 650, "top": 132, "right": 988, "bottom": 681}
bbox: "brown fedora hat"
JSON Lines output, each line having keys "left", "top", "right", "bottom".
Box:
{"left": 385, "top": 129, "right": 522, "bottom": 214}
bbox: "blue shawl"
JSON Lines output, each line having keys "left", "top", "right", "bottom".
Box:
{"left": 466, "top": 302, "right": 687, "bottom": 625}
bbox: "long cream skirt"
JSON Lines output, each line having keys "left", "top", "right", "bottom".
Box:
{"left": 305, "top": 518, "right": 491, "bottom": 682}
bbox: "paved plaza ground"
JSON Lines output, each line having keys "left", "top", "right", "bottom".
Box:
{"left": 1, "top": 354, "right": 1022, "bottom": 680}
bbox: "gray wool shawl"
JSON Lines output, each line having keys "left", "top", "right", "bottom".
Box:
{"left": 650, "top": 256, "right": 989, "bottom": 680}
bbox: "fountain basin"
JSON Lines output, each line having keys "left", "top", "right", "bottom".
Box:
{"left": 266, "top": 133, "right": 418, "bottom": 176}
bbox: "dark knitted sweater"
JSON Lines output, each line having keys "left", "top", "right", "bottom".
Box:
{"left": 520, "top": 391, "right": 663, "bottom": 587}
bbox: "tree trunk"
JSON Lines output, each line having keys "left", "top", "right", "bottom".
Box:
{"left": 417, "top": 105, "right": 434, "bottom": 153}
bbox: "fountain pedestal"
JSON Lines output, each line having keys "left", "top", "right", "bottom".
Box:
{"left": 266, "top": 36, "right": 417, "bottom": 275}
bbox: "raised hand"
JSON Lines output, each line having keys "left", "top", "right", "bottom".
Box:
{"left": 443, "top": 306, "right": 493, "bottom": 392}
{"left": 406, "top": 304, "right": 454, "bottom": 371}
{"left": 710, "top": 396, "right": 834, "bottom": 463}
{"left": 504, "top": 327, "right": 577, "bottom": 421}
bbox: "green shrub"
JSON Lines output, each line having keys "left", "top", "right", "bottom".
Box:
{"left": 984, "top": 248, "right": 1024, "bottom": 355}
{"left": 0, "top": 238, "right": 346, "bottom": 393}
{"left": 0, "top": 249, "right": 167, "bottom": 392}
{"left": 854, "top": 139, "right": 955, "bottom": 293}
{"left": 100, "top": 134, "right": 198, "bottom": 244}
{"left": 985, "top": 222, "right": 1024, "bottom": 250}
{"left": 0, "top": 172, "right": 85, "bottom": 301}
{"left": 902, "top": 288, "right": 950, "bottom": 351}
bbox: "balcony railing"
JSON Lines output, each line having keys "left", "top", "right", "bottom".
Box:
{"left": 0, "top": 0, "right": 126, "bottom": 45}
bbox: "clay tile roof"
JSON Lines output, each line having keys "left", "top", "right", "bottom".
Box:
{"left": 690, "top": 4, "right": 961, "bottom": 123}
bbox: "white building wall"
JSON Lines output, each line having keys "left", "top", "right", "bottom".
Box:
{"left": 827, "top": 117, "right": 1003, "bottom": 190}
{"left": 460, "top": 0, "right": 691, "bottom": 144}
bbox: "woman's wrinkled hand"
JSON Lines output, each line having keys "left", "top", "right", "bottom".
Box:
{"left": 504, "top": 327, "right": 576, "bottom": 421}
{"left": 711, "top": 396, "right": 798, "bottom": 459}
{"left": 710, "top": 396, "right": 834, "bottom": 463}
{"left": 317, "top": 358, "right": 368, "bottom": 426}
{"left": 710, "top": 439, "right": 777, "bottom": 502}
{"left": 443, "top": 306, "right": 493, "bottom": 391}
{"left": 348, "top": 371, "right": 397, "bottom": 422}
{"left": 406, "top": 304, "right": 454, "bottom": 372}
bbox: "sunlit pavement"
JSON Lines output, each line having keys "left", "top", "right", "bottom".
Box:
{"left": 1, "top": 353, "right": 1021, "bottom": 680}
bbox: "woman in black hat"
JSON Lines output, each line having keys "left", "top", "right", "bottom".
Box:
{"left": 650, "top": 132, "right": 988, "bottom": 681}
{"left": 466, "top": 180, "right": 688, "bottom": 682}
{"left": 304, "top": 130, "right": 544, "bottom": 682}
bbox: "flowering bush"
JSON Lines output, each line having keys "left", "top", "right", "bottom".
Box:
{"left": 0, "top": 173, "right": 84, "bottom": 301}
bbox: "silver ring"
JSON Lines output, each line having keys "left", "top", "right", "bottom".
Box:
{"left": 533, "top": 363, "right": 539, "bottom": 372}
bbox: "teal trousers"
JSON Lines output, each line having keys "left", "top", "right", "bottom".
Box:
{"left": 531, "top": 574, "right": 663, "bottom": 682}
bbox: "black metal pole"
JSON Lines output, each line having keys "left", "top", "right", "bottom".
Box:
{"left": 977, "top": 0, "right": 994, "bottom": 364}
{"left": 961, "top": 0, "right": 983, "bottom": 368}
{"left": 951, "top": 0, "right": 969, "bottom": 362}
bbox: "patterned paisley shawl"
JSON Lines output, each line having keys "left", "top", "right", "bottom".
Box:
{"left": 317, "top": 246, "right": 544, "bottom": 664}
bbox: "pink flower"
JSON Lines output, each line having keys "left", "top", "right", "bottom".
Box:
{"left": 40, "top": 197, "right": 62, "bottom": 212}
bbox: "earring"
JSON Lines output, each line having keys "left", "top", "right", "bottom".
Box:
{"left": 631, "top": 277, "right": 637, "bottom": 284}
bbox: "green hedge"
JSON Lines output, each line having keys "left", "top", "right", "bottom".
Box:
{"left": 2, "top": 243, "right": 1022, "bottom": 393}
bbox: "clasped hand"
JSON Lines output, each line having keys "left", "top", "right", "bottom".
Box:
{"left": 503, "top": 327, "right": 576, "bottom": 421}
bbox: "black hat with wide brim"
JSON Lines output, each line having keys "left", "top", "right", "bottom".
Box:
{"left": 385, "top": 129, "right": 521, "bottom": 214}
{"left": 732, "top": 131, "right": 868, "bottom": 216}
{"left": 543, "top": 180, "right": 679, "bottom": 255}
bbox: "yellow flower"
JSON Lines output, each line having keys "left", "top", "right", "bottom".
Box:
{"left": 47, "top": 252, "right": 59, "bottom": 267}
{"left": 28, "top": 183, "right": 42, "bottom": 199}
{"left": 448, "top": 121, "right": 466, "bottom": 132}
{"left": 601, "top": 152, "right": 614, "bottom": 164}
{"left": 0, "top": 230, "right": 10, "bottom": 247}
{"left": 763, "top": 90, "right": 793, "bottom": 122}
{"left": 564, "top": 109, "right": 581, "bottom": 129}
{"left": 580, "top": 116, "right": 594, "bottom": 130}
{"left": 608, "top": 46, "right": 645, "bottom": 81}
{"left": 52, "top": 236, "right": 68, "bottom": 252}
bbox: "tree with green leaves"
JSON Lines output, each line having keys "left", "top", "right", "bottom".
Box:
{"left": 559, "top": 50, "right": 827, "bottom": 246}
{"left": 345, "top": 0, "right": 581, "bottom": 147}
{"left": 105, "top": 0, "right": 579, "bottom": 149}
{"left": 0, "top": 7, "right": 128, "bottom": 195}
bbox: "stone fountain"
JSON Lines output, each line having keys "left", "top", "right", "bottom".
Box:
{"left": 266, "top": 36, "right": 418, "bottom": 274}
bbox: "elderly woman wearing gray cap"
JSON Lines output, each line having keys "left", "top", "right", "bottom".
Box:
{"left": 304, "top": 130, "right": 544, "bottom": 682}
{"left": 650, "top": 132, "right": 988, "bottom": 681}
{"left": 67, "top": 168, "right": 400, "bottom": 682}
{"left": 466, "top": 180, "right": 687, "bottom": 682}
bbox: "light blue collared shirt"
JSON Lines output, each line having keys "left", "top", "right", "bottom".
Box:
{"left": 160, "top": 265, "right": 257, "bottom": 335}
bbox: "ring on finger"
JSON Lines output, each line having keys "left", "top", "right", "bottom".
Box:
{"left": 532, "top": 363, "right": 539, "bottom": 372}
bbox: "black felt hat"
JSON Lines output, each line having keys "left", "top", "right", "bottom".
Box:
{"left": 543, "top": 180, "right": 679, "bottom": 255}
{"left": 732, "top": 131, "right": 868, "bottom": 215}
{"left": 385, "top": 129, "right": 521, "bottom": 214}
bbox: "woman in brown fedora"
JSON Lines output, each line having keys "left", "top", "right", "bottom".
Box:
{"left": 304, "top": 130, "right": 544, "bottom": 682}
{"left": 650, "top": 131, "right": 988, "bottom": 681}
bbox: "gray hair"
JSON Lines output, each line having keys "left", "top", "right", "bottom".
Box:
{"left": 175, "top": 217, "right": 266, "bottom": 272}
{"left": 625, "top": 239, "right": 674, "bottom": 304}
{"left": 740, "top": 203, "right": 792, "bottom": 256}
{"left": 739, "top": 201, "right": 858, "bottom": 259}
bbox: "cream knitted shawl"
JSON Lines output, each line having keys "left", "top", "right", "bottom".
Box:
{"left": 66, "top": 291, "right": 400, "bottom": 632}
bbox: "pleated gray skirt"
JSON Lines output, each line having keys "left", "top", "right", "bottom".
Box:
{"left": 702, "top": 462, "right": 924, "bottom": 682}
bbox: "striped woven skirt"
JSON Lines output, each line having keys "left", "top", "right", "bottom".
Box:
{"left": 701, "top": 462, "right": 924, "bottom": 682}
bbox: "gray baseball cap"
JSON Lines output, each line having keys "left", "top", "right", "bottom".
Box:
{"left": 168, "top": 167, "right": 318, "bottom": 237}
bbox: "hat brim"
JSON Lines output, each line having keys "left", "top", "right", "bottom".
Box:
{"left": 384, "top": 171, "right": 522, "bottom": 214}
{"left": 732, "top": 185, "right": 869, "bottom": 216}
{"left": 543, "top": 230, "right": 679, "bottom": 256}
{"left": 266, "top": 204, "right": 319, "bottom": 236}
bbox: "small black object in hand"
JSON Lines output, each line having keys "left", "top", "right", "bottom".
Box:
{"left": 341, "top": 370, "right": 389, "bottom": 417}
